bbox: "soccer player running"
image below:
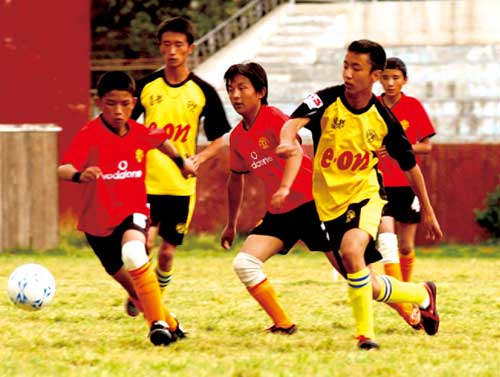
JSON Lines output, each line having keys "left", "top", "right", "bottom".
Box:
{"left": 220, "top": 62, "right": 342, "bottom": 334}
{"left": 131, "top": 17, "right": 231, "bottom": 301}
{"left": 277, "top": 40, "right": 442, "bottom": 350}
{"left": 58, "top": 71, "right": 197, "bottom": 346}
{"left": 376, "top": 57, "right": 437, "bottom": 327}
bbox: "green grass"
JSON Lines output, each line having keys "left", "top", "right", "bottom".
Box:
{"left": 1, "top": 234, "right": 499, "bottom": 376}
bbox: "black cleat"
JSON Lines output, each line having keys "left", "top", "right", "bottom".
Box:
{"left": 149, "top": 321, "right": 174, "bottom": 346}
{"left": 420, "top": 282, "right": 439, "bottom": 335}
{"left": 266, "top": 324, "right": 297, "bottom": 335}
{"left": 171, "top": 318, "right": 187, "bottom": 341}
{"left": 357, "top": 336, "right": 380, "bottom": 350}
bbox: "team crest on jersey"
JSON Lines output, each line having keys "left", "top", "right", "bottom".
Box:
{"left": 176, "top": 223, "right": 187, "bottom": 234}
{"left": 304, "top": 93, "right": 323, "bottom": 110}
{"left": 258, "top": 137, "right": 271, "bottom": 150}
{"left": 332, "top": 117, "right": 345, "bottom": 129}
{"left": 366, "top": 129, "right": 376, "bottom": 143}
{"left": 187, "top": 100, "right": 197, "bottom": 113}
{"left": 346, "top": 210, "right": 356, "bottom": 223}
{"left": 135, "top": 149, "right": 144, "bottom": 163}
{"left": 149, "top": 94, "right": 163, "bottom": 106}
{"left": 401, "top": 119, "right": 410, "bottom": 131}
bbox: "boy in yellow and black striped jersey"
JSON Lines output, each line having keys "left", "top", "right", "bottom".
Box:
{"left": 131, "top": 17, "right": 231, "bottom": 307}
{"left": 277, "top": 40, "right": 442, "bottom": 350}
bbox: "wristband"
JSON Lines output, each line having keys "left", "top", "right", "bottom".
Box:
{"left": 173, "top": 156, "right": 184, "bottom": 169}
{"left": 71, "top": 172, "right": 82, "bottom": 183}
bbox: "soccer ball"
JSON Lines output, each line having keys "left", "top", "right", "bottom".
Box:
{"left": 7, "top": 263, "right": 56, "bottom": 311}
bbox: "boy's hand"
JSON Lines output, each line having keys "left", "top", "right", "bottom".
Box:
{"left": 80, "top": 167, "right": 102, "bottom": 182}
{"left": 271, "top": 186, "right": 290, "bottom": 210}
{"left": 376, "top": 145, "right": 388, "bottom": 158}
{"left": 220, "top": 225, "right": 236, "bottom": 250}
{"left": 181, "top": 156, "right": 199, "bottom": 178}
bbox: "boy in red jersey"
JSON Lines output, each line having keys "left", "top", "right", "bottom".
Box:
{"left": 277, "top": 40, "right": 442, "bottom": 349}
{"left": 376, "top": 57, "right": 437, "bottom": 326}
{"left": 220, "top": 62, "right": 342, "bottom": 334}
{"left": 58, "top": 71, "right": 197, "bottom": 346}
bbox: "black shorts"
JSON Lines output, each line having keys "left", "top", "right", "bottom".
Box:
{"left": 383, "top": 186, "right": 421, "bottom": 224}
{"left": 147, "top": 194, "right": 193, "bottom": 246}
{"left": 323, "top": 199, "right": 383, "bottom": 277}
{"left": 251, "top": 200, "right": 330, "bottom": 254}
{"left": 85, "top": 214, "right": 148, "bottom": 276}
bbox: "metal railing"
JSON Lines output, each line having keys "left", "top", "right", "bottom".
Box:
{"left": 90, "top": 0, "right": 290, "bottom": 74}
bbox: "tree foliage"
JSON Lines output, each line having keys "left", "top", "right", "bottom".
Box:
{"left": 474, "top": 184, "right": 500, "bottom": 241}
{"left": 92, "top": 0, "right": 251, "bottom": 59}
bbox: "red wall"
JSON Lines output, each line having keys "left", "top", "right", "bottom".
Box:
{"left": 0, "top": 0, "right": 90, "bottom": 218}
{"left": 191, "top": 144, "right": 500, "bottom": 245}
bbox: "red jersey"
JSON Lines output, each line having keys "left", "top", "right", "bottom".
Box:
{"left": 229, "top": 105, "right": 314, "bottom": 214}
{"left": 377, "top": 93, "right": 435, "bottom": 187}
{"left": 62, "top": 117, "right": 167, "bottom": 236}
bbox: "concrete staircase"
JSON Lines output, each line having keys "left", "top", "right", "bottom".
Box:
{"left": 196, "top": 1, "right": 500, "bottom": 143}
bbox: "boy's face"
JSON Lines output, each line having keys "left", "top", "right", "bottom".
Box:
{"left": 96, "top": 90, "right": 136, "bottom": 130}
{"left": 380, "top": 68, "right": 407, "bottom": 97}
{"left": 342, "top": 51, "right": 381, "bottom": 97}
{"left": 226, "top": 74, "right": 265, "bottom": 118}
{"left": 159, "top": 31, "right": 194, "bottom": 69}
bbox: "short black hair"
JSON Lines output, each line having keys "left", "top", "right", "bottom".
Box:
{"left": 96, "top": 71, "right": 135, "bottom": 98}
{"left": 347, "top": 39, "right": 386, "bottom": 72}
{"left": 385, "top": 57, "right": 408, "bottom": 78}
{"left": 157, "top": 16, "right": 195, "bottom": 45}
{"left": 223, "top": 62, "right": 269, "bottom": 105}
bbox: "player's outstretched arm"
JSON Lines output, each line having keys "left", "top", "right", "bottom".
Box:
{"left": 157, "top": 140, "right": 199, "bottom": 178}
{"left": 404, "top": 165, "right": 443, "bottom": 241}
{"left": 191, "top": 135, "right": 227, "bottom": 166}
{"left": 276, "top": 117, "right": 309, "bottom": 158}
{"left": 58, "top": 164, "right": 102, "bottom": 183}
{"left": 221, "top": 172, "right": 244, "bottom": 250}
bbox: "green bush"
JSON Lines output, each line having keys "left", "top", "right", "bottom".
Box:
{"left": 474, "top": 184, "right": 500, "bottom": 240}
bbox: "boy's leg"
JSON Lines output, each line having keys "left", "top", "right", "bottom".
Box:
{"left": 233, "top": 235, "right": 295, "bottom": 333}
{"left": 398, "top": 222, "right": 418, "bottom": 282}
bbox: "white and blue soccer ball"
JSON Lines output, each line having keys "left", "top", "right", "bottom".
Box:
{"left": 7, "top": 263, "right": 56, "bottom": 311}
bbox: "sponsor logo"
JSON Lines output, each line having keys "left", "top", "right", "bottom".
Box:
{"left": 366, "top": 129, "right": 376, "bottom": 143}
{"left": 187, "top": 100, "right": 197, "bottom": 113}
{"left": 102, "top": 160, "right": 142, "bottom": 180}
{"left": 304, "top": 93, "right": 323, "bottom": 110}
{"left": 250, "top": 150, "right": 273, "bottom": 169}
{"left": 401, "top": 119, "right": 410, "bottom": 131}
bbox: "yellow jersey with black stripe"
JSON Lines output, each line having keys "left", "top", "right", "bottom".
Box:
{"left": 132, "top": 71, "right": 230, "bottom": 196}
{"left": 291, "top": 85, "right": 416, "bottom": 222}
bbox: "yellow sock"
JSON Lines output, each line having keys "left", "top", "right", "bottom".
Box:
{"left": 129, "top": 262, "right": 164, "bottom": 327}
{"left": 381, "top": 264, "right": 415, "bottom": 318}
{"left": 247, "top": 279, "right": 293, "bottom": 329}
{"left": 400, "top": 251, "right": 415, "bottom": 282}
{"left": 376, "top": 275, "right": 428, "bottom": 305}
{"left": 347, "top": 268, "right": 374, "bottom": 339}
{"left": 156, "top": 266, "right": 174, "bottom": 292}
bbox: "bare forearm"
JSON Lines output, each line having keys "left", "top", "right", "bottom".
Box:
{"left": 404, "top": 165, "right": 433, "bottom": 212}
{"left": 58, "top": 164, "right": 79, "bottom": 181}
{"left": 196, "top": 137, "right": 226, "bottom": 165}
{"left": 226, "top": 174, "right": 244, "bottom": 227}
{"left": 280, "top": 140, "right": 303, "bottom": 189}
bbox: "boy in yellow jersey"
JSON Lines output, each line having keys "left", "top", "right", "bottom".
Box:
{"left": 277, "top": 40, "right": 442, "bottom": 350}
{"left": 131, "top": 17, "right": 231, "bottom": 302}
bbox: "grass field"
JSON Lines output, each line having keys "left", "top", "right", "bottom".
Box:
{"left": 1, "top": 234, "right": 499, "bottom": 377}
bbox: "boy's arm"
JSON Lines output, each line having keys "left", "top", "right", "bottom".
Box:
{"left": 157, "top": 140, "right": 198, "bottom": 178}
{"left": 190, "top": 135, "right": 227, "bottom": 166}
{"left": 57, "top": 163, "right": 102, "bottom": 183}
{"left": 221, "top": 172, "right": 244, "bottom": 250}
{"left": 403, "top": 165, "right": 443, "bottom": 241}
{"left": 276, "top": 117, "right": 310, "bottom": 157}
{"left": 271, "top": 138, "right": 303, "bottom": 210}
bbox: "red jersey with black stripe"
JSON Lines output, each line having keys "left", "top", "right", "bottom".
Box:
{"left": 62, "top": 117, "right": 167, "bottom": 236}
{"left": 377, "top": 93, "right": 436, "bottom": 187}
{"left": 229, "top": 105, "right": 314, "bottom": 214}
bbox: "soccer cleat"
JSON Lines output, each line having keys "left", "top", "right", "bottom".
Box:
{"left": 170, "top": 318, "right": 187, "bottom": 341}
{"left": 356, "top": 336, "right": 380, "bottom": 350}
{"left": 420, "top": 282, "right": 439, "bottom": 335}
{"left": 149, "top": 321, "right": 174, "bottom": 346}
{"left": 266, "top": 324, "right": 297, "bottom": 335}
{"left": 125, "top": 297, "right": 141, "bottom": 317}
